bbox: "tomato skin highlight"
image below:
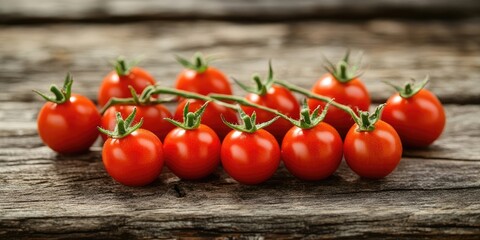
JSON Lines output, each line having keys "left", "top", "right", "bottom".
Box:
{"left": 344, "top": 120, "right": 402, "bottom": 179}
{"left": 382, "top": 89, "right": 445, "bottom": 148}
{"left": 174, "top": 99, "right": 238, "bottom": 140}
{"left": 163, "top": 124, "right": 221, "bottom": 180}
{"left": 281, "top": 123, "right": 343, "bottom": 181}
{"left": 221, "top": 129, "right": 280, "bottom": 185}
{"left": 101, "top": 104, "right": 174, "bottom": 142}
{"left": 241, "top": 85, "right": 300, "bottom": 142}
{"left": 307, "top": 73, "right": 370, "bottom": 137}
{"left": 98, "top": 67, "right": 156, "bottom": 107}
{"left": 102, "top": 129, "right": 164, "bottom": 186}
{"left": 37, "top": 94, "right": 100, "bottom": 154}
{"left": 175, "top": 67, "right": 232, "bottom": 96}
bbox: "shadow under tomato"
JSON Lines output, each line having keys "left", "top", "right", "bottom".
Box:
{"left": 51, "top": 149, "right": 172, "bottom": 201}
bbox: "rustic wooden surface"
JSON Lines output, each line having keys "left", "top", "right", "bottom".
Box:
{"left": 1, "top": 0, "right": 480, "bottom": 23}
{"left": 1, "top": 18, "right": 480, "bottom": 239}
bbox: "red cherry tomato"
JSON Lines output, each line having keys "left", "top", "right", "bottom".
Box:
{"left": 175, "top": 67, "right": 232, "bottom": 96}
{"left": 163, "top": 124, "right": 221, "bottom": 180}
{"left": 98, "top": 67, "right": 156, "bottom": 107}
{"left": 382, "top": 89, "right": 445, "bottom": 148}
{"left": 344, "top": 120, "right": 402, "bottom": 179}
{"left": 241, "top": 85, "right": 300, "bottom": 142}
{"left": 221, "top": 129, "right": 280, "bottom": 185}
{"left": 308, "top": 73, "right": 370, "bottom": 137}
{"left": 37, "top": 94, "right": 100, "bottom": 154}
{"left": 102, "top": 129, "right": 164, "bottom": 186}
{"left": 101, "top": 104, "right": 174, "bottom": 142}
{"left": 174, "top": 99, "right": 238, "bottom": 140}
{"left": 281, "top": 122, "right": 343, "bottom": 181}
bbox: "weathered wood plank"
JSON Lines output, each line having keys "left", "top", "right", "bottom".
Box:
{"left": 1, "top": 103, "right": 479, "bottom": 237}
{"left": 1, "top": 19, "right": 479, "bottom": 238}
{"left": 1, "top": 0, "right": 480, "bottom": 23}
{"left": 1, "top": 153, "right": 480, "bottom": 239}
{"left": 1, "top": 20, "right": 479, "bottom": 104}
{"left": 1, "top": 103, "right": 478, "bottom": 237}
{"left": 1, "top": 101, "right": 478, "bottom": 161}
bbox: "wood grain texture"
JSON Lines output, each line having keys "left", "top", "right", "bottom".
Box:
{"left": 0, "top": 102, "right": 480, "bottom": 239}
{"left": 1, "top": 103, "right": 478, "bottom": 161}
{"left": 1, "top": 0, "right": 480, "bottom": 23}
{"left": 1, "top": 19, "right": 480, "bottom": 238}
{"left": 1, "top": 20, "right": 479, "bottom": 104}
{"left": 0, "top": 101, "right": 479, "bottom": 238}
{"left": 1, "top": 155, "right": 480, "bottom": 239}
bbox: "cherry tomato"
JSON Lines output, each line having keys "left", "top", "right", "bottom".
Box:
{"left": 102, "top": 129, "right": 164, "bottom": 186}
{"left": 382, "top": 89, "right": 445, "bottom": 148}
{"left": 174, "top": 99, "right": 238, "bottom": 140}
{"left": 163, "top": 124, "right": 221, "bottom": 180}
{"left": 101, "top": 104, "right": 174, "bottom": 142}
{"left": 175, "top": 67, "right": 232, "bottom": 96}
{"left": 281, "top": 122, "right": 343, "bottom": 181}
{"left": 37, "top": 93, "right": 100, "bottom": 154}
{"left": 308, "top": 73, "right": 370, "bottom": 137}
{"left": 98, "top": 66, "right": 156, "bottom": 107}
{"left": 344, "top": 120, "right": 402, "bottom": 179}
{"left": 221, "top": 129, "right": 280, "bottom": 185}
{"left": 242, "top": 85, "right": 300, "bottom": 142}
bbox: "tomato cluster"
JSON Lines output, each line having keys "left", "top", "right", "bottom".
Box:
{"left": 35, "top": 52, "right": 446, "bottom": 186}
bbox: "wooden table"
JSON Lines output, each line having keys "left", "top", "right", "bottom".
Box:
{"left": 1, "top": 2, "right": 480, "bottom": 238}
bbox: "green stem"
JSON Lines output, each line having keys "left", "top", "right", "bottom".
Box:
{"left": 128, "top": 86, "right": 141, "bottom": 105}
{"left": 360, "top": 112, "right": 370, "bottom": 127}
{"left": 301, "top": 109, "right": 311, "bottom": 125}
{"left": 242, "top": 115, "right": 253, "bottom": 130}
{"left": 151, "top": 87, "right": 239, "bottom": 110}
{"left": 208, "top": 93, "right": 290, "bottom": 120}
{"left": 100, "top": 96, "right": 175, "bottom": 115}
{"left": 339, "top": 62, "right": 348, "bottom": 80}
{"left": 119, "top": 60, "right": 127, "bottom": 73}
{"left": 153, "top": 87, "right": 209, "bottom": 101}
{"left": 404, "top": 83, "right": 412, "bottom": 95}
{"left": 98, "top": 108, "right": 143, "bottom": 139}
{"left": 185, "top": 113, "right": 196, "bottom": 128}
{"left": 100, "top": 98, "right": 136, "bottom": 115}
{"left": 253, "top": 75, "right": 266, "bottom": 95}
{"left": 50, "top": 87, "right": 65, "bottom": 102}
{"left": 175, "top": 52, "right": 209, "bottom": 73}
{"left": 164, "top": 101, "right": 211, "bottom": 130}
{"left": 274, "top": 80, "right": 360, "bottom": 124}
{"left": 117, "top": 118, "right": 127, "bottom": 136}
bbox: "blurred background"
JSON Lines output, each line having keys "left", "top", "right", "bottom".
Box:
{"left": 0, "top": 0, "right": 479, "bottom": 105}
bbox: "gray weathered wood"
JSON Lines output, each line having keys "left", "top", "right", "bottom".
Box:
{"left": 1, "top": 20, "right": 479, "bottom": 104}
{"left": 1, "top": 103, "right": 479, "bottom": 161}
{"left": 1, "top": 18, "right": 480, "bottom": 238}
{"left": 1, "top": 153, "right": 480, "bottom": 239}
{"left": 1, "top": 101, "right": 480, "bottom": 238}
{"left": 1, "top": 0, "right": 480, "bottom": 23}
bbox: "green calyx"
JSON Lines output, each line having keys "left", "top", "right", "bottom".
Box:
{"left": 384, "top": 75, "right": 429, "bottom": 99}
{"left": 100, "top": 85, "right": 174, "bottom": 115}
{"left": 164, "top": 101, "right": 209, "bottom": 130}
{"left": 291, "top": 99, "right": 331, "bottom": 129}
{"left": 323, "top": 50, "right": 364, "bottom": 83}
{"left": 113, "top": 56, "right": 140, "bottom": 76}
{"left": 98, "top": 107, "right": 143, "bottom": 139}
{"left": 33, "top": 73, "right": 74, "bottom": 104}
{"left": 175, "top": 52, "right": 211, "bottom": 74}
{"left": 221, "top": 108, "right": 279, "bottom": 133}
{"left": 234, "top": 61, "right": 275, "bottom": 96}
{"left": 355, "top": 104, "right": 385, "bottom": 132}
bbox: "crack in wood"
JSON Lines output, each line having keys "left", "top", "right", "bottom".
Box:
{"left": 173, "top": 184, "right": 186, "bottom": 198}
